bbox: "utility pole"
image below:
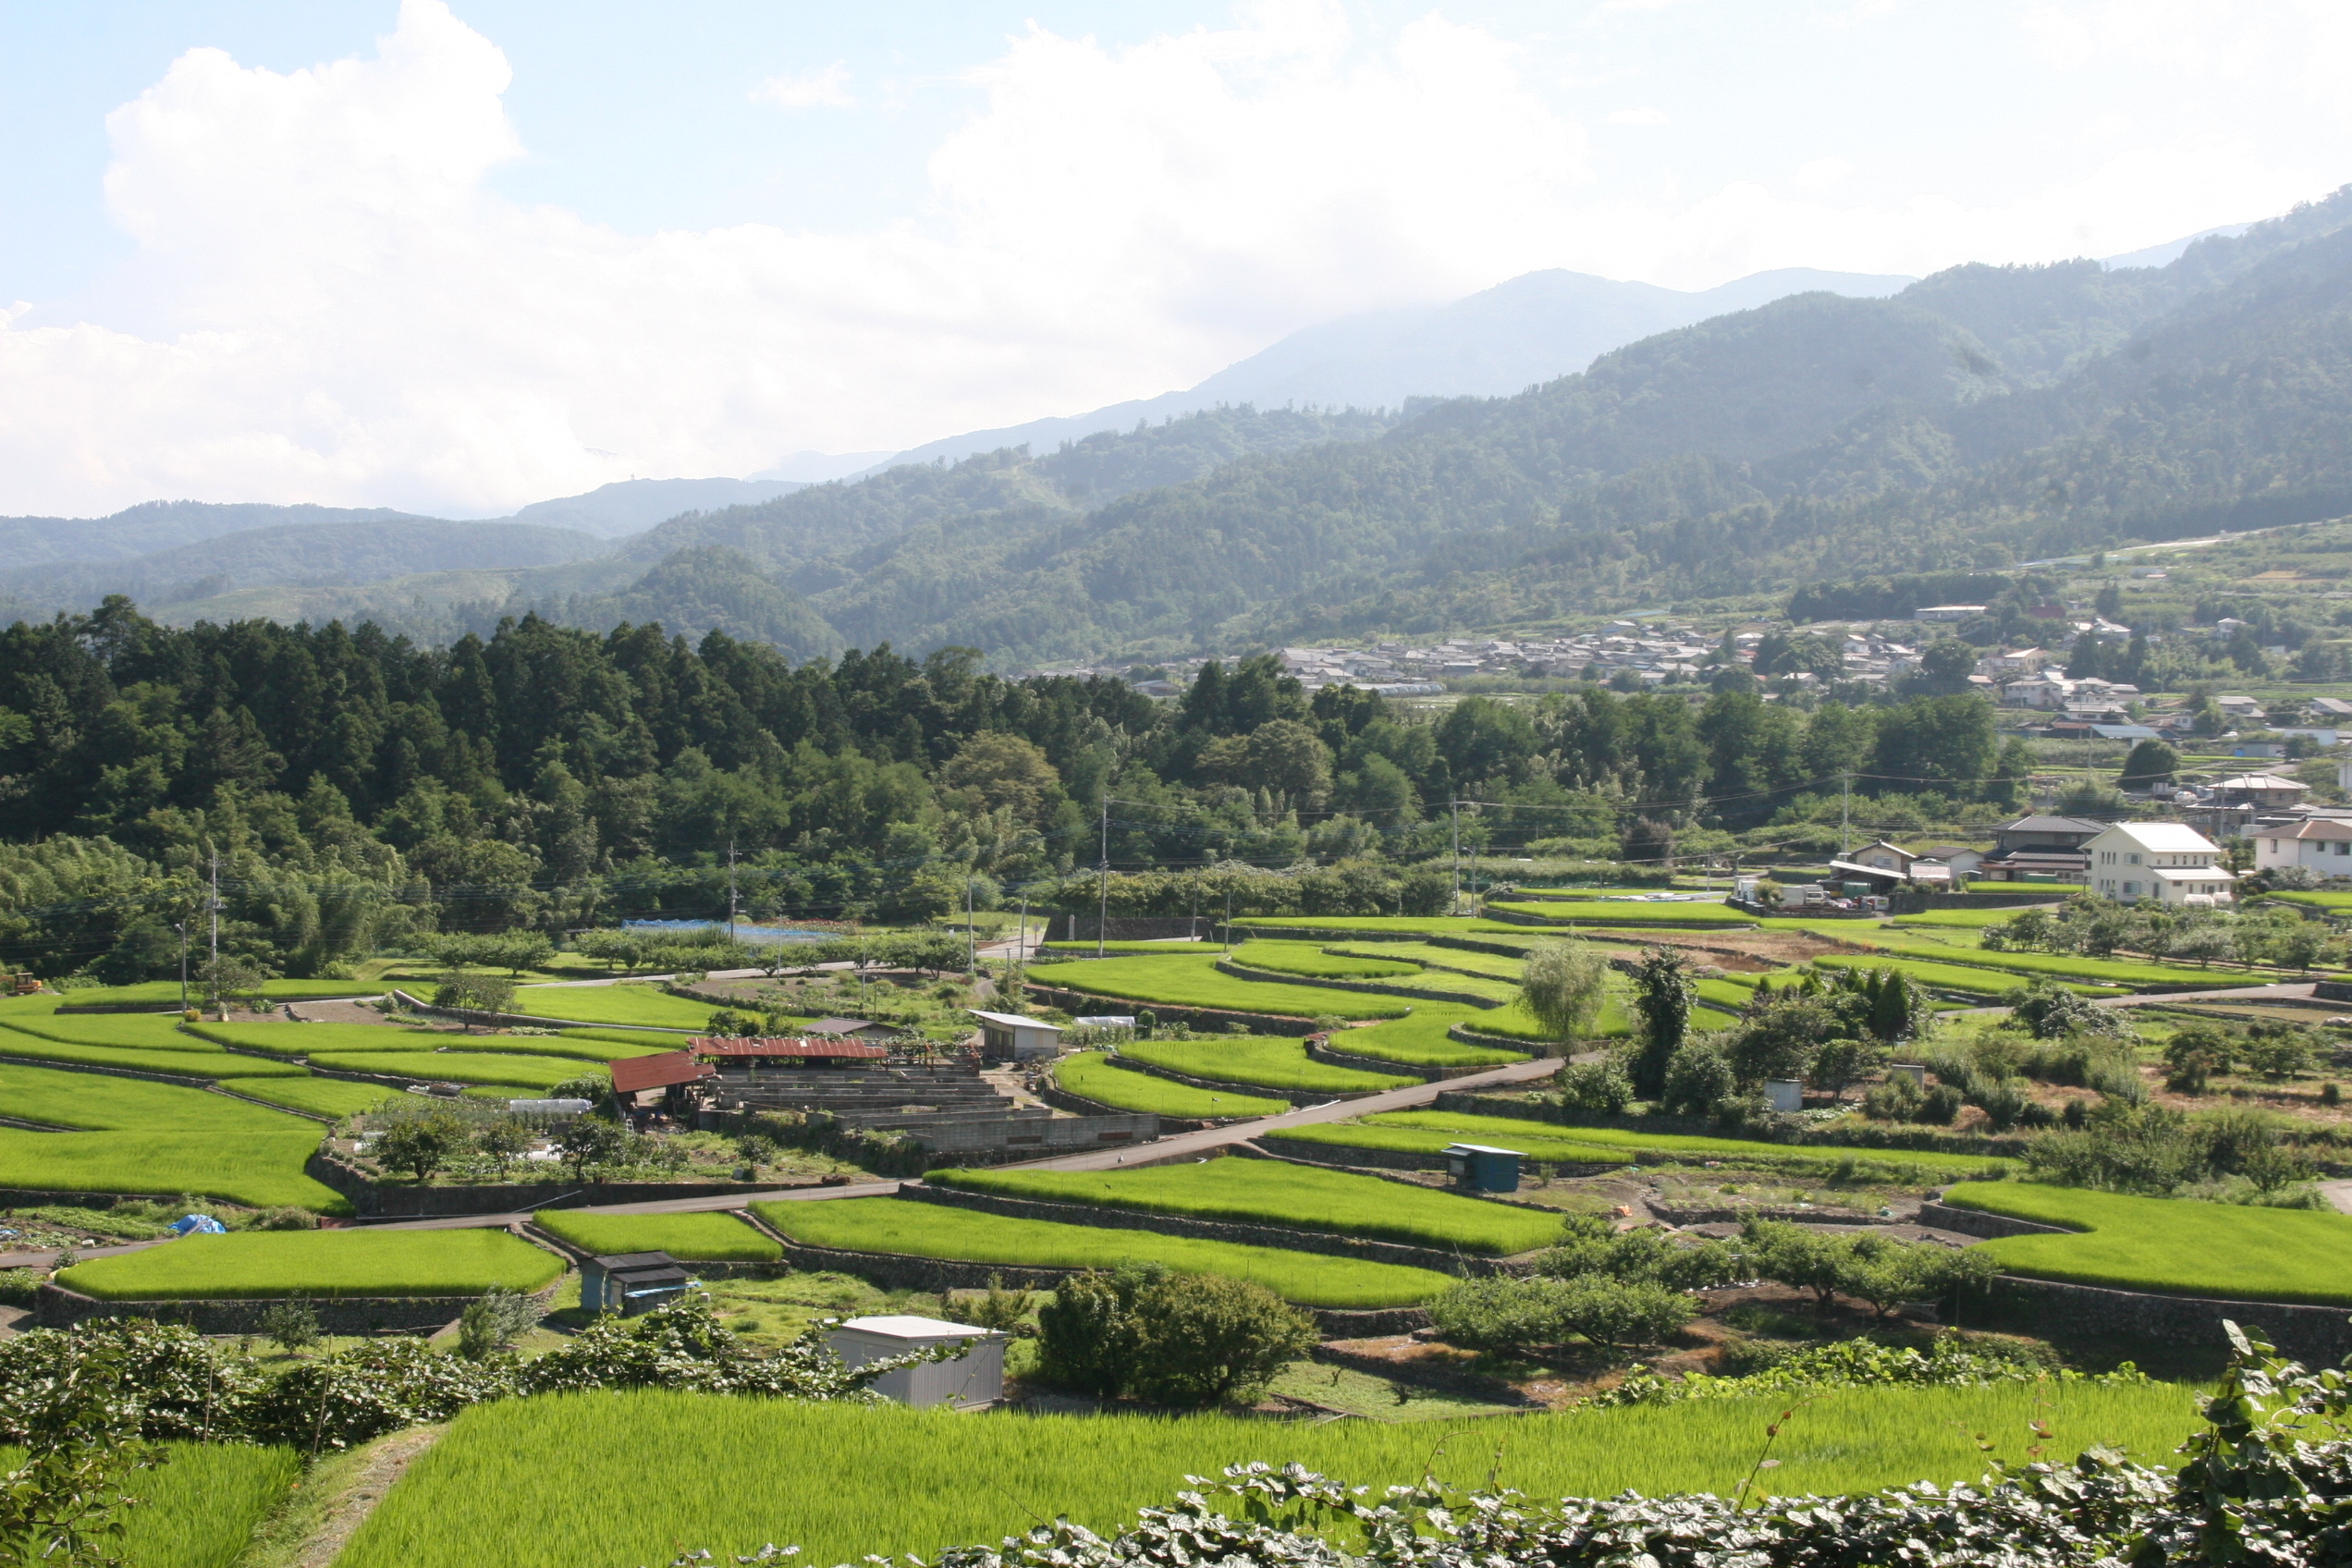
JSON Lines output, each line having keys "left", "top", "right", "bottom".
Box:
{"left": 1840, "top": 772, "right": 1852, "bottom": 858}
{"left": 1096, "top": 799, "right": 1109, "bottom": 959}
{"left": 207, "top": 849, "right": 222, "bottom": 1022}
{"left": 725, "top": 837, "right": 739, "bottom": 945}
{"left": 1014, "top": 890, "right": 1028, "bottom": 987}
{"left": 965, "top": 877, "right": 975, "bottom": 974}
{"left": 176, "top": 916, "right": 188, "bottom": 1013}
{"left": 1222, "top": 887, "right": 1232, "bottom": 954}
{"left": 1450, "top": 798, "right": 1462, "bottom": 914}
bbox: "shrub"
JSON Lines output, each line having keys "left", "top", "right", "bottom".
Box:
{"left": 1659, "top": 1042, "right": 1737, "bottom": 1117}
{"left": 1915, "top": 1084, "right": 1965, "bottom": 1125}
{"left": 1861, "top": 1075, "right": 1921, "bottom": 1121}
{"left": 1125, "top": 1273, "right": 1317, "bottom": 1407}
{"left": 259, "top": 1302, "right": 320, "bottom": 1354}
{"left": 962, "top": 1274, "right": 1036, "bottom": 1339}
{"left": 458, "top": 1286, "right": 543, "bottom": 1360}
{"left": 257, "top": 1207, "right": 320, "bottom": 1231}
{"left": 1430, "top": 1273, "right": 1694, "bottom": 1353}
{"left": 2004, "top": 981, "right": 2131, "bottom": 1041}
{"left": 1035, "top": 1268, "right": 1147, "bottom": 1397}
{"left": 1557, "top": 1060, "right": 1634, "bottom": 1115}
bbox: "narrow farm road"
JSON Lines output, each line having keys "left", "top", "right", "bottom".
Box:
{"left": 367, "top": 1053, "right": 1565, "bottom": 1231}
{"left": 2318, "top": 1181, "right": 2352, "bottom": 1217}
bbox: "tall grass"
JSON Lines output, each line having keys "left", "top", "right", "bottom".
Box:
{"left": 752, "top": 1196, "right": 1450, "bottom": 1307}
{"left": 927, "top": 1159, "right": 1566, "bottom": 1255}
{"left": 1944, "top": 1180, "right": 2352, "bottom": 1305}
{"left": 508, "top": 985, "right": 722, "bottom": 1029}
{"left": 0, "top": 1060, "right": 312, "bottom": 1131}
{"left": 533, "top": 1210, "right": 781, "bottom": 1261}
{"left": 339, "top": 1383, "right": 2202, "bottom": 1568}
{"left": 0, "top": 1443, "right": 303, "bottom": 1568}
{"left": 59, "top": 1226, "right": 564, "bottom": 1300}
{"left": 0, "top": 1129, "right": 349, "bottom": 1211}
{"left": 1023, "top": 955, "right": 1409, "bottom": 1020}
{"left": 1120, "top": 1037, "right": 1413, "bottom": 1093}
{"left": 1053, "top": 1052, "right": 1287, "bottom": 1118}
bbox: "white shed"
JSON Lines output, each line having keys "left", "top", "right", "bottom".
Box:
{"left": 968, "top": 1009, "right": 1064, "bottom": 1061}
{"left": 827, "top": 1314, "right": 1007, "bottom": 1409}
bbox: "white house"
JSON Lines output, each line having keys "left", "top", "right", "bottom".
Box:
{"left": 967, "top": 1010, "right": 1064, "bottom": 1061}
{"left": 2084, "top": 822, "right": 2234, "bottom": 905}
{"left": 2254, "top": 818, "right": 2352, "bottom": 877}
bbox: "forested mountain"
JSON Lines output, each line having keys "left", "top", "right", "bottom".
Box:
{"left": 0, "top": 500, "right": 429, "bottom": 573}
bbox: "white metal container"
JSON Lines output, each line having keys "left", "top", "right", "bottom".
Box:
{"left": 827, "top": 1315, "right": 1008, "bottom": 1409}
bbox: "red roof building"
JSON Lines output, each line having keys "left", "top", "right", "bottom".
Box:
{"left": 608, "top": 1050, "right": 719, "bottom": 1096}
{"left": 691, "top": 1036, "right": 890, "bottom": 1062}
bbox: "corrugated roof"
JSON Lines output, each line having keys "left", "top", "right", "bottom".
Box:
{"left": 2213, "top": 775, "right": 2310, "bottom": 791}
{"left": 694, "top": 1036, "right": 889, "bottom": 1060}
{"left": 968, "top": 1010, "right": 1060, "bottom": 1031}
{"left": 608, "top": 1051, "right": 717, "bottom": 1095}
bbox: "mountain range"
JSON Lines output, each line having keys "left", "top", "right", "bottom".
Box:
{"left": 3, "top": 197, "right": 2346, "bottom": 666}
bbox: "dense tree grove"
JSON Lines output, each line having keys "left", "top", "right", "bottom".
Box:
{"left": 0, "top": 599, "right": 2034, "bottom": 980}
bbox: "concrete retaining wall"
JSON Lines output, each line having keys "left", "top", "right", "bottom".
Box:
{"left": 1978, "top": 1274, "right": 2352, "bottom": 1366}
{"left": 304, "top": 1151, "right": 799, "bottom": 1218}
{"left": 1917, "top": 1199, "right": 2070, "bottom": 1239}
{"left": 33, "top": 1277, "right": 562, "bottom": 1335}
{"left": 898, "top": 1182, "right": 1494, "bottom": 1275}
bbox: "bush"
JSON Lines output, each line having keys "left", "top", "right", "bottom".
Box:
{"left": 1557, "top": 1060, "right": 1634, "bottom": 1115}
{"left": 1124, "top": 1273, "right": 1317, "bottom": 1407}
{"left": 259, "top": 1302, "right": 319, "bottom": 1354}
{"left": 2004, "top": 981, "right": 2131, "bottom": 1041}
{"left": 1430, "top": 1273, "right": 1695, "bottom": 1353}
{"left": 0, "top": 1268, "right": 43, "bottom": 1307}
{"left": 1659, "top": 1042, "right": 1736, "bottom": 1117}
{"left": 257, "top": 1207, "right": 320, "bottom": 1231}
{"left": 1035, "top": 1268, "right": 1149, "bottom": 1397}
{"left": 458, "top": 1286, "right": 542, "bottom": 1360}
{"left": 1861, "top": 1075, "right": 1922, "bottom": 1121}
{"left": 1916, "top": 1084, "right": 1965, "bottom": 1125}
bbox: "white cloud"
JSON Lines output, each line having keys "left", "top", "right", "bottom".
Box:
{"left": 0, "top": 0, "right": 2346, "bottom": 519}
{"left": 753, "top": 62, "right": 854, "bottom": 110}
{"left": 1606, "top": 106, "right": 1669, "bottom": 125}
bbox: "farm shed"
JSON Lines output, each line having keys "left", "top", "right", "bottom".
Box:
{"left": 806, "top": 1018, "right": 900, "bottom": 1044}
{"left": 968, "top": 1010, "right": 1063, "bottom": 1062}
{"left": 581, "top": 1252, "right": 693, "bottom": 1316}
{"left": 693, "top": 1036, "right": 890, "bottom": 1066}
{"left": 1443, "top": 1144, "right": 1522, "bottom": 1194}
{"left": 608, "top": 1051, "right": 717, "bottom": 1112}
{"left": 827, "top": 1314, "right": 1007, "bottom": 1409}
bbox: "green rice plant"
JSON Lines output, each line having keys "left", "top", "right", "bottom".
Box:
{"left": 507, "top": 985, "right": 724, "bottom": 1030}
{"left": 533, "top": 1210, "right": 781, "bottom": 1262}
{"left": 1230, "top": 916, "right": 1560, "bottom": 938}
{"left": 928, "top": 1159, "right": 1565, "bottom": 1255}
{"left": 0, "top": 1060, "right": 312, "bottom": 1132}
{"left": 752, "top": 1196, "right": 1449, "bottom": 1308}
{"left": 1891, "top": 906, "right": 2066, "bottom": 929}
{"left": 1468, "top": 998, "right": 1738, "bottom": 1042}
{"left": 0, "top": 1035, "right": 307, "bottom": 1079}
{"left": 1119, "top": 1037, "right": 1413, "bottom": 1093}
{"left": 1482, "top": 900, "right": 1751, "bottom": 928}
{"left": 0, "top": 1129, "right": 349, "bottom": 1211}
{"left": 1329, "top": 1006, "right": 1525, "bottom": 1068}
{"left": 1224, "top": 941, "right": 1421, "bottom": 979}
{"left": 1942, "top": 1180, "right": 2352, "bottom": 1305}
{"left": 1039, "top": 940, "right": 1217, "bottom": 954}
{"left": 0, "top": 1441, "right": 305, "bottom": 1568}
{"left": 312, "top": 1051, "right": 603, "bottom": 1089}
{"left": 0, "top": 1014, "right": 227, "bottom": 1050}
{"left": 337, "top": 1381, "right": 2201, "bottom": 1568}
{"left": 53, "top": 979, "right": 384, "bottom": 1011}
{"left": 558, "top": 1027, "right": 702, "bottom": 1048}
{"left": 1052, "top": 1053, "right": 1287, "bottom": 1119}
{"left": 1809, "top": 954, "right": 2123, "bottom": 999}
{"left": 186, "top": 1021, "right": 464, "bottom": 1056}
{"left": 1023, "top": 955, "right": 1409, "bottom": 1020}
{"left": 58, "top": 1226, "right": 564, "bottom": 1300}
{"left": 2259, "top": 890, "right": 2352, "bottom": 913}
{"left": 1841, "top": 931, "right": 2277, "bottom": 989}
{"left": 218, "top": 1075, "right": 404, "bottom": 1119}
{"left": 436, "top": 1035, "right": 677, "bottom": 1061}
{"left": 1329, "top": 943, "right": 1526, "bottom": 981}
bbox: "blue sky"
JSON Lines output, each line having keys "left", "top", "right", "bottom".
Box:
{"left": 0, "top": 1, "right": 2345, "bottom": 516}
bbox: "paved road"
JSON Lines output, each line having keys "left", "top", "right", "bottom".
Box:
{"left": 2098, "top": 982, "right": 2320, "bottom": 1008}
{"left": 2319, "top": 1180, "right": 2352, "bottom": 1217}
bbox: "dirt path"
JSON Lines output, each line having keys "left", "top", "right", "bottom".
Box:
{"left": 273, "top": 1423, "right": 446, "bottom": 1568}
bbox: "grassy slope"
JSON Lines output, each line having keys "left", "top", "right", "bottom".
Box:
{"left": 55, "top": 979, "right": 382, "bottom": 1010}
{"left": 533, "top": 1209, "right": 782, "bottom": 1262}
{"left": 59, "top": 1227, "right": 564, "bottom": 1300}
{"left": 0, "top": 1060, "right": 312, "bottom": 1132}
{"left": 0, "top": 1129, "right": 349, "bottom": 1211}
{"left": 1024, "top": 954, "right": 1410, "bottom": 1020}
{"left": 1119, "top": 1037, "right": 1414, "bottom": 1093}
{"left": 1810, "top": 953, "right": 2125, "bottom": 998}
{"left": 927, "top": 1159, "right": 1567, "bottom": 1254}
{"left": 752, "top": 1196, "right": 1450, "bottom": 1307}
{"left": 1943, "top": 1181, "right": 2352, "bottom": 1305}
{"left": 337, "top": 1383, "right": 2202, "bottom": 1568}
{"left": 0, "top": 1014, "right": 229, "bottom": 1050}
{"left": 1051, "top": 1053, "right": 1287, "bottom": 1118}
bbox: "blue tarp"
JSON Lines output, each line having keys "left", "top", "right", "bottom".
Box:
{"left": 168, "top": 1215, "right": 227, "bottom": 1235}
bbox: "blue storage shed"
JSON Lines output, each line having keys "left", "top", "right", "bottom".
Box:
{"left": 1443, "top": 1143, "right": 1523, "bottom": 1194}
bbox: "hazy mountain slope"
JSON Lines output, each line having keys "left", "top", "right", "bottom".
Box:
{"left": 499, "top": 477, "right": 806, "bottom": 536}
{"left": 516, "top": 545, "right": 844, "bottom": 662}
{"left": 876, "top": 265, "right": 1912, "bottom": 472}
{"left": 0, "top": 500, "right": 427, "bottom": 573}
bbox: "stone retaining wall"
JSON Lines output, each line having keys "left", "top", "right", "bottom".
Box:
{"left": 33, "top": 1277, "right": 562, "bottom": 1335}
{"left": 898, "top": 1182, "right": 1493, "bottom": 1275}
{"left": 1112, "top": 1051, "right": 1400, "bottom": 1105}
{"left": 0, "top": 1050, "right": 219, "bottom": 1089}
{"left": 1033, "top": 1079, "right": 1206, "bottom": 1132}
{"left": 1442, "top": 1023, "right": 1553, "bottom": 1055}
{"left": 1312, "top": 1041, "right": 1524, "bottom": 1082}
{"left": 1977, "top": 1275, "right": 2352, "bottom": 1366}
{"left": 1916, "top": 1199, "right": 2070, "bottom": 1239}
{"left": 1648, "top": 1203, "right": 1893, "bottom": 1228}
{"left": 1021, "top": 984, "right": 1310, "bottom": 1035}
{"left": 304, "top": 1150, "right": 801, "bottom": 1218}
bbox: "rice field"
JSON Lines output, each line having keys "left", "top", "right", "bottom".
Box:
{"left": 1051, "top": 1053, "right": 1287, "bottom": 1119}
{"left": 1280, "top": 1110, "right": 2013, "bottom": 1180}
{"left": 337, "top": 1382, "right": 2204, "bottom": 1568}
{"left": 1809, "top": 954, "right": 2124, "bottom": 999}
{"left": 508, "top": 984, "right": 722, "bottom": 1030}
{"left": 58, "top": 1226, "right": 564, "bottom": 1300}
{"left": 1329, "top": 942, "right": 1527, "bottom": 981}
{"left": 0, "top": 1441, "right": 305, "bottom": 1568}
{"left": 1039, "top": 939, "right": 1216, "bottom": 954}
{"left": 1023, "top": 954, "right": 1410, "bottom": 1020}
{"left": 52, "top": 979, "right": 383, "bottom": 1011}
{"left": 0, "top": 1013, "right": 227, "bottom": 1049}
{"left": 0, "top": 1060, "right": 313, "bottom": 1132}
{"left": 1844, "top": 931, "right": 2272, "bottom": 990}
{"left": 186, "top": 1020, "right": 464, "bottom": 1055}
{"left": 533, "top": 1209, "right": 782, "bottom": 1262}
{"left": 1483, "top": 900, "right": 1751, "bottom": 928}
{"left": 751, "top": 1196, "right": 1451, "bottom": 1307}
{"left": 559, "top": 1027, "right": 704, "bottom": 1049}
{"left": 1466, "top": 997, "right": 1738, "bottom": 1043}
{"left": 927, "top": 1158, "right": 1567, "bottom": 1255}
{"left": 1230, "top": 916, "right": 1563, "bottom": 938}
{"left": 1120, "top": 1037, "right": 1415, "bottom": 1093}
{"left": 312, "top": 1051, "right": 600, "bottom": 1089}
{"left": 1329, "top": 1007, "right": 1525, "bottom": 1068}
{"left": 0, "top": 1035, "right": 310, "bottom": 1078}
{"left": 2264, "top": 890, "right": 2352, "bottom": 913}
{"left": 1224, "top": 940, "right": 1421, "bottom": 979}
{"left": 0, "top": 1129, "right": 350, "bottom": 1211}
{"left": 217, "top": 1074, "right": 403, "bottom": 1119}
{"left": 1892, "top": 906, "right": 2066, "bottom": 928}
{"left": 1942, "top": 1181, "right": 2352, "bottom": 1305}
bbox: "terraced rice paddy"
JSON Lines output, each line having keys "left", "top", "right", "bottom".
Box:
{"left": 1231, "top": 916, "right": 1562, "bottom": 938}
{"left": 21, "top": 1441, "right": 303, "bottom": 1568}
{"left": 752, "top": 1196, "right": 1451, "bottom": 1307}
{"left": 1942, "top": 1181, "right": 2352, "bottom": 1305}
{"left": 1276, "top": 1110, "right": 2012, "bottom": 1181}
{"left": 0, "top": 1128, "right": 349, "bottom": 1210}
{"left": 1039, "top": 939, "right": 1215, "bottom": 954}
{"left": 1024, "top": 954, "right": 1410, "bottom": 1020}
{"left": 1224, "top": 940, "right": 1420, "bottom": 978}
{"left": 0, "top": 1035, "right": 309, "bottom": 1078}
{"left": 1119, "top": 1036, "right": 1414, "bottom": 1093}
{"left": 1329, "top": 942, "right": 1528, "bottom": 980}
{"left": 0, "top": 1060, "right": 312, "bottom": 1131}
{"left": 1329, "top": 1007, "right": 1525, "bottom": 1068}
{"left": 928, "top": 1158, "right": 1567, "bottom": 1254}
{"left": 0, "top": 1013, "right": 228, "bottom": 1049}
{"left": 186, "top": 1021, "right": 463, "bottom": 1055}
{"left": 1809, "top": 953, "right": 2123, "bottom": 998}
{"left": 1484, "top": 899, "right": 1751, "bottom": 928}
{"left": 314, "top": 1050, "right": 598, "bottom": 1089}
{"left": 559, "top": 1027, "right": 704, "bottom": 1049}
{"left": 218, "top": 1074, "right": 403, "bottom": 1119}
{"left": 338, "top": 1382, "right": 2204, "bottom": 1568}
{"left": 533, "top": 1209, "right": 782, "bottom": 1261}
{"left": 436, "top": 1035, "right": 676, "bottom": 1061}
{"left": 1052, "top": 1052, "right": 1287, "bottom": 1118}
{"left": 52, "top": 978, "right": 383, "bottom": 1011}
{"left": 58, "top": 1225, "right": 564, "bottom": 1300}
{"left": 507, "top": 985, "right": 724, "bottom": 1030}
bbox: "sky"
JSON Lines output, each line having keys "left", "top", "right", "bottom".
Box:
{"left": 0, "top": 0, "right": 2346, "bottom": 519}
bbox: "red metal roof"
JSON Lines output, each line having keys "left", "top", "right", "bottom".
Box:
{"left": 692, "top": 1036, "right": 890, "bottom": 1060}
{"left": 608, "top": 1050, "right": 718, "bottom": 1095}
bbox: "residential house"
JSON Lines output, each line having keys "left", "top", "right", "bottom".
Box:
{"left": 1849, "top": 840, "right": 1918, "bottom": 876}
{"left": 2253, "top": 818, "right": 2352, "bottom": 877}
{"left": 1974, "top": 815, "right": 2110, "bottom": 883}
{"left": 1914, "top": 845, "right": 1985, "bottom": 880}
{"left": 2084, "top": 822, "right": 2233, "bottom": 905}
{"left": 2003, "top": 677, "right": 2074, "bottom": 710}
{"left": 2209, "top": 774, "right": 2312, "bottom": 810}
